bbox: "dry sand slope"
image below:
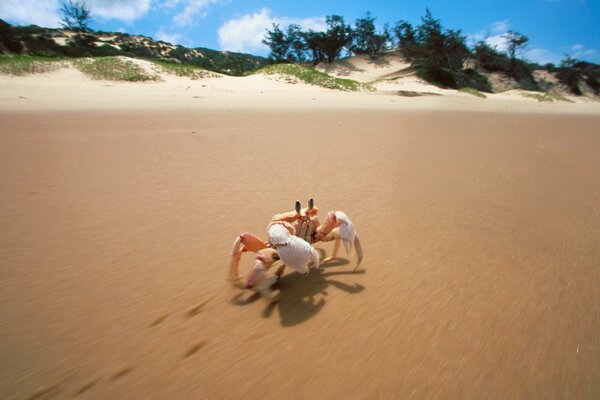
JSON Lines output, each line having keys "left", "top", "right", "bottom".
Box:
{"left": 1, "top": 110, "right": 599, "bottom": 399}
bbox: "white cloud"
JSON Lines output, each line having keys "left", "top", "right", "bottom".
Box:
{"left": 0, "top": 0, "right": 61, "bottom": 27}
{"left": 0, "top": 0, "right": 151, "bottom": 27}
{"left": 485, "top": 34, "right": 509, "bottom": 52}
{"left": 467, "top": 20, "right": 510, "bottom": 47}
{"left": 491, "top": 19, "right": 509, "bottom": 33}
{"left": 523, "top": 47, "right": 561, "bottom": 64}
{"left": 156, "top": 28, "right": 182, "bottom": 45}
{"left": 173, "top": 0, "right": 225, "bottom": 27}
{"left": 570, "top": 44, "right": 597, "bottom": 59}
{"left": 87, "top": 0, "right": 151, "bottom": 22}
{"left": 162, "top": 0, "right": 182, "bottom": 7}
{"left": 218, "top": 8, "right": 326, "bottom": 53}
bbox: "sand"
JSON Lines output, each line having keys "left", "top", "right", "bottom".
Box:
{"left": 1, "top": 63, "right": 600, "bottom": 399}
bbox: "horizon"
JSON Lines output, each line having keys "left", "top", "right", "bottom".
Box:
{"left": 1, "top": 1, "right": 599, "bottom": 65}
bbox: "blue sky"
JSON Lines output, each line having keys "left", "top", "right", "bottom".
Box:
{"left": 1, "top": 0, "right": 599, "bottom": 64}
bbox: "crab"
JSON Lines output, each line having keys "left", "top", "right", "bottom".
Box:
{"left": 230, "top": 198, "right": 363, "bottom": 302}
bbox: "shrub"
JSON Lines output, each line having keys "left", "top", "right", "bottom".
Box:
{"left": 0, "top": 55, "right": 65, "bottom": 75}
{"left": 459, "top": 87, "right": 487, "bottom": 98}
{"left": 0, "top": 19, "right": 24, "bottom": 53}
{"left": 74, "top": 57, "right": 158, "bottom": 81}
{"left": 257, "top": 63, "right": 369, "bottom": 91}
{"left": 154, "top": 60, "right": 219, "bottom": 79}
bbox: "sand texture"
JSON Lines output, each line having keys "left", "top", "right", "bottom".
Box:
{"left": 1, "top": 109, "right": 599, "bottom": 399}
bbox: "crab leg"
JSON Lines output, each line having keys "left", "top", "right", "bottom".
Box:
{"left": 245, "top": 257, "right": 281, "bottom": 303}
{"left": 320, "top": 227, "right": 342, "bottom": 263}
{"left": 230, "top": 232, "right": 268, "bottom": 283}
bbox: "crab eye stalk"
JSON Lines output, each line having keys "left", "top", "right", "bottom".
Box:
{"left": 295, "top": 200, "right": 301, "bottom": 214}
{"left": 308, "top": 197, "right": 314, "bottom": 209}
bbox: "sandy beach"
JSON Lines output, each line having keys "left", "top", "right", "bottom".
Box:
{"left": 1, "top": 65, "right": 600, "bottom": 399}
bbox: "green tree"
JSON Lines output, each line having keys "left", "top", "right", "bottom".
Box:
{"left": 60, "top": 0, "right": 92, "bottom": 32}
{"left": 351, "top": 12, "right": 389, "bottom": 59}
{"left": 300, "top": 30, "right": 326, "bottom": 64}
{"left": 262, "top": 23, "right": 290, "bottom": 62}
{"left": 286, "top": 24, "right": 306, "bottom": 62}
{"left": 0, "top": 19, "right": 24, "bottom": 53}
{"left": 394, "top": 20, "right": 417, "bottom": 59}
{"left": 557, "top": 55, "right": 583, "bottom": 95}
{"left": 474, "top": 40, "right": 510, "bottom": 72}
{"left": 504, "top": 30, "right": 528, "bottom": 61}
{"left": 320, "top": 15, "right": 353, "bottom": 63}
{"left": 417, "top": 9, "right": 445, "bottom": 67}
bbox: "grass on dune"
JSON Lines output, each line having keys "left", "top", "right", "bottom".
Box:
{"left": 0, "top": 55, "right": 66, "bottom": 75}
{"left": 73, "top": 57, "right": 159, "bottom": 82}
{"left": 459, "top": 87, "right": 487, "bottom": 98}
{"left": 521, "top": 92, "right": 574, "bottom": 103}
{"left": 153, "top": 60, "right": 220, "bottom": 79}
{"left": 256, "top": 63, "right": 371, "bottom": 91}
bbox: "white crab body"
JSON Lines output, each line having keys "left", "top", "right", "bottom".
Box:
{"left": 294, "top": 216, "right": 320, "bottom": 243}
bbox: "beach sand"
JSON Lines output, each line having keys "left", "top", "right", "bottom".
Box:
{"left": 1, "top": 107, "right": 599, "bottom": 399}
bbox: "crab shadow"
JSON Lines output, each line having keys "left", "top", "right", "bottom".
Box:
{"left": 231, "top": 249, "right": 365, "bottom": 327}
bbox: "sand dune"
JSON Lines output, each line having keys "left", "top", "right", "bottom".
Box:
{"left": 1, "top": 56, "right": 599, "bottom": 114}
{"left": 1, "top": 59, "right": 600, "bottom": 399}
{"left": 316, "top": 53, "right": 412, "bottom": 82}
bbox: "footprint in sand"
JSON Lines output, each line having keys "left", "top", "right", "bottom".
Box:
{"left": 73, "top": 378, "right": 100, "bottom": 397}
{"left": 110, "top": 364, "right": 133, "bottom": 381}
{"left": 26, "top": 370, "right": 76, "bottom": 400}
{"left": 149, "top": 313, "right": 169, "bottom": 327}
{"left": 185, "top": 296, "right": 214, "bottom": 318}
{"left": 184, "top": 340, "right": 207, "bottom": 359}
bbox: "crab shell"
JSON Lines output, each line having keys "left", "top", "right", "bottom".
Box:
{"left": 267, "top": 224, "right": 318, "bottom": 274}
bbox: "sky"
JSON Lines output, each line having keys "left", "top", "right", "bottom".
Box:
{"left": 1, "top": 0, "right": 599, "bottom": 64}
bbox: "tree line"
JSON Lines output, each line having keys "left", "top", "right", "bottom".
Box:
{"left": 262, "top": 9, "right": 598, "bottom": 94}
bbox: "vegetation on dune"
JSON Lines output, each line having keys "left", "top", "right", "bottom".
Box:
{"left": 0, "top": 55, "right": 66, "bottom": 75}
{"left": 153, "top": 60, "right": 220, "bottom": 79}
{"left": 0, "top": 13, "right": 268, "bottom": 76}
{"left": 73, "top": 57, "right": 158, "bottom": 81}
{"left": 473, "top": 40, "right": 538, "bottom": 91}
{"left": 181, "top": 47, "right": 268, "bottom": 76}
{"left": 1, "top": 0, "right": 599, "bottom": 98}
{"left": 256, "top": 63, "right": 369, "bottom": 91}
{"left": 459, "top": 87, "right": 487, "bottom": 98}
{"left": 553, "top": 57, "right": 600, "bottom": 96}
{"left": 521, "top": 92, "right": 573, "bottom": 103}
{"left": 262, "top": 8, "right": 598, "bottom": 96}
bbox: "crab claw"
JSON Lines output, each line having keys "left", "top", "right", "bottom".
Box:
{"left": 318, "top": 210, "right": 363, "bottom": 269}
{"left": 268, "top": 224, "right": 319, "bottom": 275}
{"left": 335, "top": 211, "right": 356, "bottom": 254}
{"left": 268, "top": 223, "right": 292, "bottom": 246}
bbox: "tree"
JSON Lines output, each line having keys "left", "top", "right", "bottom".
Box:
{"left": 301, "top": 30, "right": 326, "bottom": 64}
{"left": 417, "top": 9, "right": 445, "bottom": 67}
{"left": 0, "top": 19, "right": 24, "bottom": 53}
{"left": 60, "top": 1, "right": 92, "bottom": 32}
{"left": 504, "top": 30, "right": 528, "bottom": 61}
{"left": 351, "top": 12, "right": 389, "bottom": 59}
{"left": 320, "top": 15, "right": 353, "bottom": 63}
{"left": 557, "top": 55, "right": 583, "bottom": 95}
{"left": 286, "top": 24, "right": 306, "bottom": 62}
{"left": 394, "top": 20, "right": 417, "bottom": 58}
{"left": 262, "top": 23, "right": 290, "bottom": 62}
{"left": 443, "top": 29, "right": 469, "bottom": 70}
{"left": 474, "top": 40, "right": 510, "bottom": 72}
